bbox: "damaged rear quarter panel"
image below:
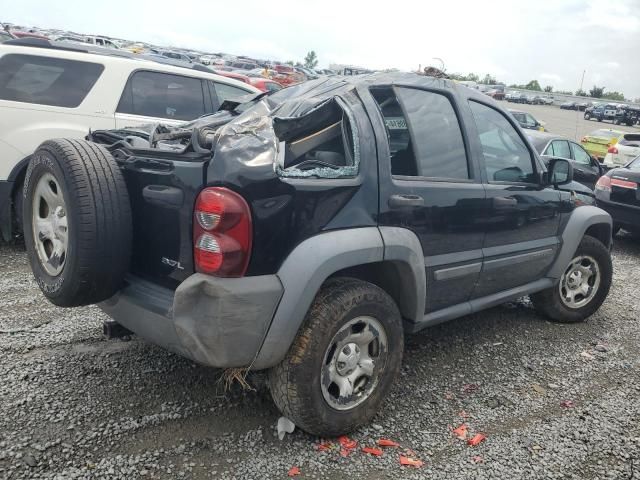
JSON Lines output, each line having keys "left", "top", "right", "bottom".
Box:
{"left": 205, "top": 82, "right": 379, "bottom": 276}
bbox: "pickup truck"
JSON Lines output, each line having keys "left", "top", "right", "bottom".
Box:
{"left": 584, "top": 104, "right": 618, "bottom": 122}
{"left": 22, "top": 73, "right": 613, "bottom": 437}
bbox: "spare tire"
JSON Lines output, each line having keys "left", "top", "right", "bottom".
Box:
{"left": 23, "top": 139, "right": 132, "bottom": 307}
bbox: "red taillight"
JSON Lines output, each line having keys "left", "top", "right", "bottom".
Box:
{"left": 193, "top": 187, "right": 252, "bottom": 277}
{"left": 607, "top": 145, "right": 618, "bottom": 154}
{"left": 595, "top": 176, "right": 611, "bottom": 192}
{"left": 611, "top": 178, "right": 638, "bottom": 190}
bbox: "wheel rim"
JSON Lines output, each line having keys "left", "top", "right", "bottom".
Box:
{"left": 32, "top": 173, "right": 68, "bottom": 276}
{"left": 559, "top": 255, "right": 600, "bottom": 309}
{"left": 320, "top": 316, "right": 388, "bottom": 411}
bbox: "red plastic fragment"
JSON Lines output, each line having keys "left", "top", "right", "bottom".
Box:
{"left": 316, "top": 442, "right": 332, "bottom": 452}
{"left": 452, "top": 424, "right": 468, "bottom": 440}
{"left": 338, "top": 435, "right": 358, "bottom": 450}
{"left": 362, "top": 446, "right": 384, "bottom": 456}
{"left": 399, "top": 455, "right": 424, "bottom": 468}
{"left": 468, "top": 433, "right": 487, "bottom": 446}
{"left": 560, "top": 400, "right": 575, "bottom": 408}
{"left": 288, "top": 466, "right": 301, "bottom": 476}
{"left": 377, "top": 438, "right": 400, "bottom": 447}
{"left": 472, "top": 455, "right": 484, "bottom": 463}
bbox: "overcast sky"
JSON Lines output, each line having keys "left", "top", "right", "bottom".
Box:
{"left": 3, "top": 0, "right": 639, "bottom": 99}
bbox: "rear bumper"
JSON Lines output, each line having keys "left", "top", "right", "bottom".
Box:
{"left": 596, "top": 198, "right": 640, "bottom": 229}
{"left": 99, "top": 273, "right": 283, "bottom": 368}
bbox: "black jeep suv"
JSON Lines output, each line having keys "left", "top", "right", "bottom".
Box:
{"left": 21, "top": 73, "right": 613, "bottom": 436}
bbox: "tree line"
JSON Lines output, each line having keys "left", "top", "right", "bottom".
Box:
{"left": 448, "top": 72, "right": 632, "bottom": 102}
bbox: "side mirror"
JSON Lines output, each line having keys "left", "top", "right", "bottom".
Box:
{"left": 547, "top": 158, "right": 573, "bottom": 186}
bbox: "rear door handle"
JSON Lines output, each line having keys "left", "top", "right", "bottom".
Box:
{"left": 388, "top": 194, "right": 425, "bottom": 208}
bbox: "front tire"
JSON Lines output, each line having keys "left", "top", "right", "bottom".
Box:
{"left": 268, "top": 278, "right": 403, "bottom": 437}
{"left": 584, "top": 113, "right": 590, "bottom": 120}
{"left": 531, "top": 236, "right": 612, "bottom": 323}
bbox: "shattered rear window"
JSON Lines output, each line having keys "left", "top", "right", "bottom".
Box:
{"left": 275, "top": 96, "right": 359, "bottom": 178}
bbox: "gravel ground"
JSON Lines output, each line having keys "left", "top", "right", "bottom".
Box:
{"left": 1, "top": 234, "right": 639, "bottom": 480}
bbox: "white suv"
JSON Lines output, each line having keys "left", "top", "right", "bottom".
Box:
{"left": 0, "top": 41, "right": 259, "bottom": 241}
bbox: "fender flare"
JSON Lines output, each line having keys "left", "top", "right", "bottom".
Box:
{"left": 251, "top": 227, "right": 425, "bottom": 369}
{"left": 547, "top": 206, "right": 612, "bottom": 279}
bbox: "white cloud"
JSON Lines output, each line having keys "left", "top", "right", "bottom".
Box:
{"left": 540, "top": 73, "right": 563, "bottom": 84}
{"left": 3, "top": 0, "right": 640, "bottom": 98}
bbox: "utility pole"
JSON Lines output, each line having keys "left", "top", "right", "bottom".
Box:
{"left": 574, "top": 69, "right": 586, "bottom": 141}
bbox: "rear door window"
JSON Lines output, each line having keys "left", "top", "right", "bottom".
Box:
{"left": 117, "top": 71, "right": 205, "bottom": 121}
{"left": 371, "top": 87, "right": 469, "bottom": 180}
{"left": 0, "top": 54, "right": 104, "bottom": 107}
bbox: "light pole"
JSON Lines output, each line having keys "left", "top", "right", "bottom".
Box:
{"left": 574, "top": 69, "right": 586, "bottom": 141}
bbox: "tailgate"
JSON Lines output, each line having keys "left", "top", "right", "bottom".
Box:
{"left": 118, "top": 152, "right": 208, "bottom": 289}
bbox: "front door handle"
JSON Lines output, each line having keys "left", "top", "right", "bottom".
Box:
{"left": 388, "top": 194, "right": 425, "bottom": 208}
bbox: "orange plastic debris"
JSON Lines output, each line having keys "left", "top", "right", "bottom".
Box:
{"left": 377, "top": 439, "right": 400, "bottom": 447}
{"left": 452, "top": 424, "right": 468, "bottom": 440}
{"left": 362, "top": 447, "right": 383, "bottom": 456}
{"left": 338, "top": 436, "right": 358, "bottom": 450}
{"left": 339, "top": 448, "right": 350, "bottom": 457}
{"left": 399, "top": 455, "right": 424, "bottom": 468}
{"left": 288, "top": 466, "right": 301, "bottom": 476}
{"left": 468, "top": 433, "right": 486, "bottom": 446}
{"left": 316, "top": 442, "right": 332, "bottom": 452}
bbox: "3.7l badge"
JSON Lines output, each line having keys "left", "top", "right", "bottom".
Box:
{"left": 161, "top": 257, "right": 184, "bottom": 270}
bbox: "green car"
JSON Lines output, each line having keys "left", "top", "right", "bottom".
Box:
{"left": 580, "top": 128, "right": 625, "bottom": 160}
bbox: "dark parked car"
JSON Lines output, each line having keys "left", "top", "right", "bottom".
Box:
{"left": 595, "top": 155, "right": 640, "bottom": 236}
{"left": 509, "top": 109, "right": 547, "bottom": 131}
{"left": 19, "top": 73, "right": 613, "bottom": 436}
{"left": 526, "top": 130, "right": 605, "bottom": 189}
{"left": 510, "top": 93, "right": 528, "bottom": 103}
{"left": 527, "top": 95, "right": 545, "bottom": 105}
{"left": 560, "top": 101, "right": 578, "bottom": 110}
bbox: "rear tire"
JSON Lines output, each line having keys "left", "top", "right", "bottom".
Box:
{"left": 531, "top": 236, "right": 612, "bottom": 323}
{"left": 23, "top": 139, "right": 132, "bottom": 307}
{"left": 268, "top": 278, "right": 404, "bottom": 437}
